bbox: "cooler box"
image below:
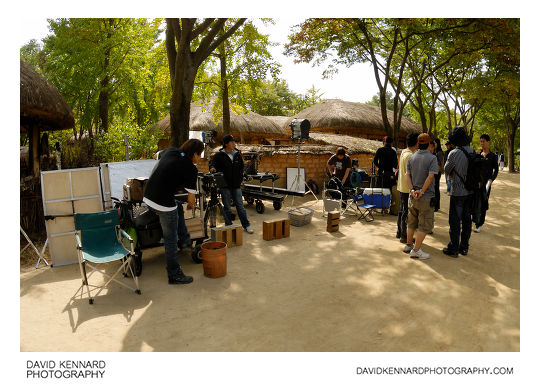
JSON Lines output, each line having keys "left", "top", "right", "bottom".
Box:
{"left": 362, "top": 188, "right": 391, "bottom": 209}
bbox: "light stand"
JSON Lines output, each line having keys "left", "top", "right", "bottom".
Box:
{"left": 289, "top": 138, "right": 318, "bottom": 206}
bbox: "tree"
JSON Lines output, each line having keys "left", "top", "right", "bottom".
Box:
{"left": 165, "top": 18, "right": 246, "bottom": 147}
{"left": 43, "top": 18, "right": 160, "bottom": 141}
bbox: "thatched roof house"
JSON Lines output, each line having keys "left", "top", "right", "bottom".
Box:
{"left": 218, "top": 112, "right": 288, "bottom": 143}
{"left": 152, "top": 105, "right": 289, "bottom": 147}
{"left": 151, "top": 103, "right": 217, "bottom": 135}
{"left": 20, "top": 60, "right": 74, "bottom": 176}
{"left": 283, "top": 99, "right": 421, "bottom": 147}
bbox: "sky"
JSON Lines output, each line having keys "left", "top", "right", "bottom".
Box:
{"left": 18, "top": 17, "right": 380, "bottom": 104}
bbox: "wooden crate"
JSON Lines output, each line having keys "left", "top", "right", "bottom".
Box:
{"left": 263, "top": 219, "right": 290, "bottom": 241}
{"left": 210, "top": 224, "right": 243, "bottom": 247}
{"left": 327, "top": 211, "right": 340, "bottom": 233}
{"left": 185, "top": 217, "right": 205, "bottom": 239}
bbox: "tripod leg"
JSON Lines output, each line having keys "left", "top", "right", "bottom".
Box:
{"left": 218, "top": 203, "right": 231, "bottom": 226}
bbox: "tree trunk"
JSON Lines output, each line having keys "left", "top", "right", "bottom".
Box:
{"left": 170, "top": 69, "right": 196, "bottom": 148}
{"left": 98, "top": 23, "right": 112, "bottom": 133}
{"left": 219, "top": 38, "right": 231, "bottom": 135}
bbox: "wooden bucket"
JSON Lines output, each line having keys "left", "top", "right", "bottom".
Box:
{"left": 201, "top": 241, "right": 227, "bottom": 278}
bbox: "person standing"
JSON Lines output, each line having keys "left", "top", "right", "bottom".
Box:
{"left": 396, "top": 132, "right": 419, "bottom": 242}
{"left": 373, "top": 136, "right": 398, "bottom": 188}
{"left": 210, "top": 134, "right": 254, "bottom": 234}
{"left": 327, "top": 147, "right": 352, "bottom": 186}
{"left": 143, "top": 139, "right": 204, "bottom": 284}
{"left": 499, "top": 151, "right": 505, "bottom": 171}
{"left": 474, "top": 134, "right": 499, "bottom": 233}
{"left": 433, "top": 138, "right": 444, "bottom": 212}
{"left": 403, "top": 133, "right": 438, "bottom": 260}
{"left": 443, "top": 126, "right": 474, "bottom": 258}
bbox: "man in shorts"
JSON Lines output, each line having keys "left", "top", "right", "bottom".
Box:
{"left": 403, "top": 133, "right": 438, "bottom": 260}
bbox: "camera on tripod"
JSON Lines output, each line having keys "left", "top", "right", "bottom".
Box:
{"left": 199, "top": 172, "right": 227, "bottom": 194}
{"left": 290, "top": 118, "right": 311, "bottom": 140}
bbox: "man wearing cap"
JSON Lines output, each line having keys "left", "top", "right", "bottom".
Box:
{"left": 373, "top": 136, "right": 398, "bottom": 188}
{"left": 403, "top": 133, "right": 438, "bottom": 260}
{"left": 210, "top": 135, "right": 254, "bottom": 234}
{"left": 443, "top": 126, "right": 474, "bottom": 257}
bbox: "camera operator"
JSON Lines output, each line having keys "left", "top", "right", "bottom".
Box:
{"left": 327, "top": 147, "right": 352, "bottom": 186}
{"left": 143, "top": 139, "right": 204, "bottom": 285}
{"left": 209, "top": 134, "right": 254, "bottom": 234}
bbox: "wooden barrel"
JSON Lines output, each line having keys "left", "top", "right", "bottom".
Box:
{"left": 201, "top": 241, "right": 227, "bottom": 278}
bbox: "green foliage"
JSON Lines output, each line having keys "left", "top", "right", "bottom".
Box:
{"left": 93, "top": 123, "right": 160, "bottom": 163}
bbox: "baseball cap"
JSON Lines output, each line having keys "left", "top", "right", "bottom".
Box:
{"left": 418, "top": 133, "right": 431, "bottom": 145}
{"left": 222, "top": 134, "right": 237, "bottom": 145}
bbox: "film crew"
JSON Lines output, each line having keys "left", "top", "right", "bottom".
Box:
{"left": 474, "top": 134, "right": 499, "bottom": 233}
{"left": 403, "top": 133, "right": 438, "bottom": 260}
{"left": 143, "top": 139, "right": 205, "bottom": 285}
{"left": 396, "top": 132, "right": 419, "bottom": 243}
{"left": 373, "top": 136, "right": 398, "bottom": 188}
{"left": 209, "top": 134, "right": 254, "bottom": 234}
{"left": 327, "top": 147, "right": 352, "bottom": 187}
{"left": 443, "top": 126, "right": 474, "bottom": 258}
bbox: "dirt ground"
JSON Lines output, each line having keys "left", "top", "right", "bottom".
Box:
{"left": 20, "top": 171, "right": 520, "bottom": 352}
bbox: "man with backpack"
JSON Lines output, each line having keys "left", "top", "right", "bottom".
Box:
{"left": 443, "top": 126, "right": 475, "bottom": 258}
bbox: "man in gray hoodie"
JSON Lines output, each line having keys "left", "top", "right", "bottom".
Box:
{"left": 443, "top": 126, "right": 474, "bottom": 257}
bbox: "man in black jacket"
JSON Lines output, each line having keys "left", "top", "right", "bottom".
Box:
{"left": 373, "top": 136, "right": 398, "bottom": 188}
{"left": 143, "top": 139, "right": 204, "bottom": 284}
{"left": 210, "top": 135, "right": 254, "bottom": 234}
{"left": 474, "top": 134, "right": 499, "bottom": 233}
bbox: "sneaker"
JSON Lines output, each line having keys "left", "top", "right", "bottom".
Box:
{"left": 410, "top": 248, "right": 430, "bottom": 260}
{"left": 403, "top": 244, "right": 414, "bottom": 253}
{"left": 168, "top": 270, "right": 193, "bottom": 285}
{"left": 474, "top": 226, "right": 482, "bottom": 233}
{"left": 245, "top": 226, "right": 254, "bottom": 234}
{"left": 459, "top": 247, "right": 468, "bottom": 256}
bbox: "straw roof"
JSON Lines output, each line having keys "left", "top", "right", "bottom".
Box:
{"left": 151, "top": 103, "right": 217, "bottom": 135}
{"left": 218, "top": 112, "right": 286, "bottom": 135}
{"left": 209, "top": 132, "right": 383, "bottom": 156}
{"left": 20, "top": 60, "right": 75, "bottom": 132}
{"left": 284, "top": 99, "right": 421, "bottom": 133}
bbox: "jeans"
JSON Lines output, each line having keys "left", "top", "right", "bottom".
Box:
{"left": 448, "top": 194, "right": 473, "bottom": 252}
{"left": 154, "top": 202, "right": 189, "bottom": 277}
{"left": 397, "top": 192, "right": 409, "bottom": 238}
{"left": 221, "top": 187, "right": 250, "bottom": 229}
{"left": 476, "top": 185, "right": 492, "bottom": 227}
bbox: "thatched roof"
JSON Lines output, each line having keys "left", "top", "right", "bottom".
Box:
{"left": 210, "top": 132, "right": 383, "bottom": 156}
{"left": 265, "top": 116, "right": 290, "bottom": 131}
{"left": 218, "top": 112, "right": 286, "bottom": 135}
{"left": 284, "top": 99, "right": 421, "bottom": 133}
{"left": 152, "top": 104, "right": 217, "bottom": 135}
{"left": 20, "top": 60, "right": 75, "bottom": 132}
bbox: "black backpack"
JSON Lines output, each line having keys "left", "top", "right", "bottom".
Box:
{"left": 457, "top": 147, "right": 487, "bottom": 191}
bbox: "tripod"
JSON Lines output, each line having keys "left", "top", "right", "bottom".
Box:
{"left": 290, "top": 139, "right": 318, "bottom": 206}
{"left": 202, "top": 177, "right": 230, "bottom": 238}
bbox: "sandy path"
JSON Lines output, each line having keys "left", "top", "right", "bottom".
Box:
{"left": 20, "top": 171, "right": 519, "bottom": 351}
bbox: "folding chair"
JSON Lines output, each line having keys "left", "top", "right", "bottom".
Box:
{"left": 74, "top": 210, "right": 141, "bottom": 304}
{"left": 355, "top": 193, "right": 376, "bottom": 222}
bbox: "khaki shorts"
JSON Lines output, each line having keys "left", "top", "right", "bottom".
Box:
{"left": 407, "top": 195, "right": 434, "bottom": 233}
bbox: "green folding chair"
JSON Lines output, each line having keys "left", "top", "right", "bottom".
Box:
{"left": 74, "top": 210, "right": 141, "bottom": 304}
